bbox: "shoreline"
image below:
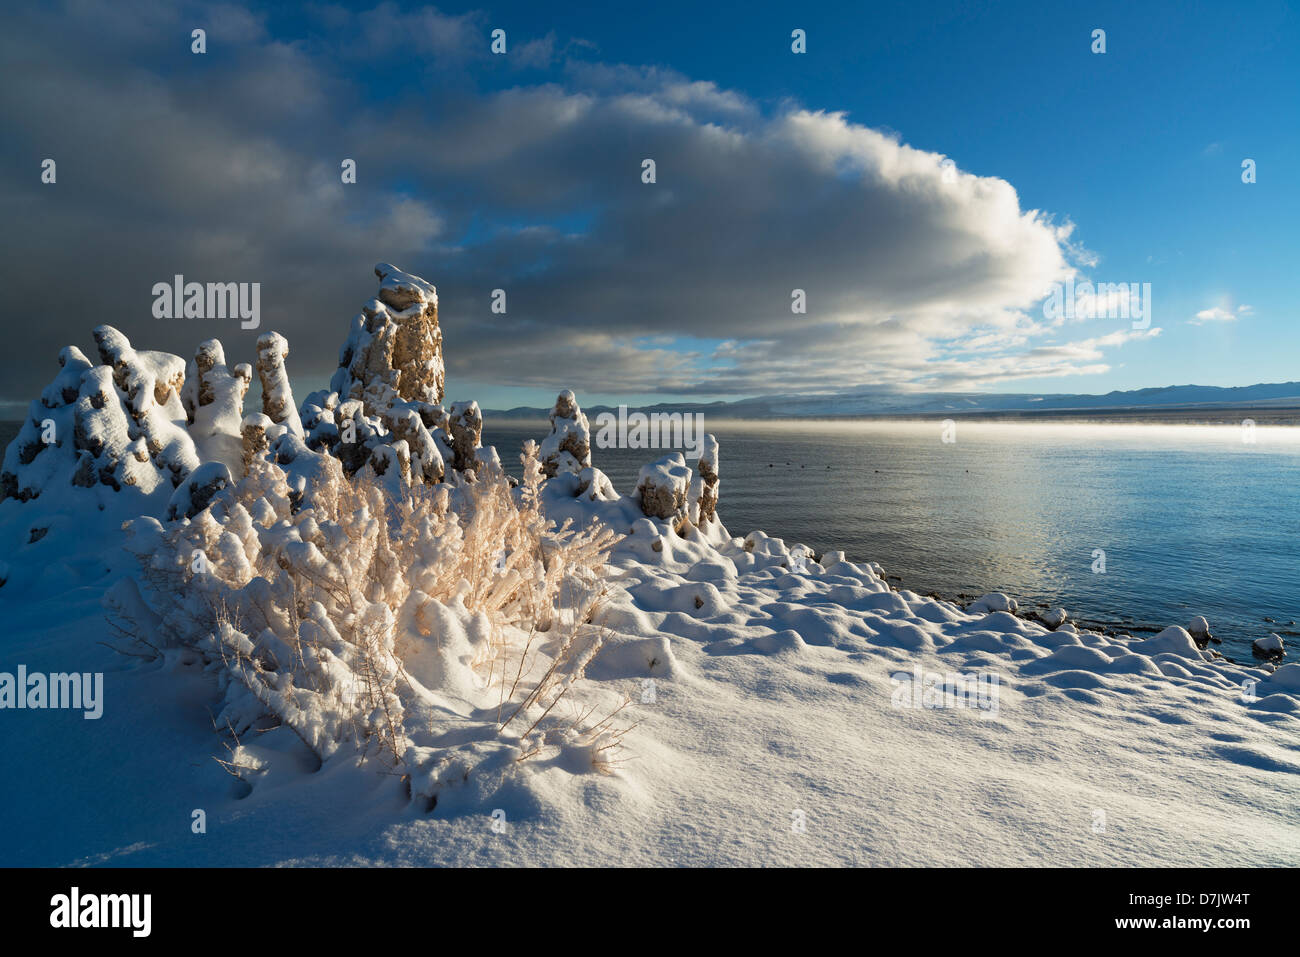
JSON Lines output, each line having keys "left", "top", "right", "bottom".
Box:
{"left": 877, "top": 572, "right": 1291, "bottom": 668}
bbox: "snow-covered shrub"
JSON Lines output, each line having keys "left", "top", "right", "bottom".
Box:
{"left": 107, "top": 438, "right": 621, "bottom": 797}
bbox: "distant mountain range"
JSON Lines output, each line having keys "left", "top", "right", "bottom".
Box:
{"left": 485, "top": 382, "right": 1300, "bottom": 420}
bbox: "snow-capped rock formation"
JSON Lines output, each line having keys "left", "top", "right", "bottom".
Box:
{"left": 182, "top": 338, "right": 249, "bottom": 475}
{"left": 240, "top": 413, "right": 272, "bottom": 476}
{"left": 539, "top": 390, "right": 591, "bottom": 478}
{"left": 2, "top": 331, "right": 202, "bottom": 502}
{"left": 687, "top": 433, "right": 719, "bottom": 525}
{"left": 329, "top": 262, "right": 444, "bottom": 411}
{"left": 574, "top": 466, "right": 618, "bottom": 502}
{"left": 636, "top": 452, "right": 692, "bottom": 527}
{"left": 301, "top": 264, "right": 450, "bottom": 488}
{"left": 2, "top": 263, "right": 460, "bottom": 509}
{"left": 255, "top": 332, "right": 302, "bottom": 437}
{"left": 448, "top": 400, "right": 484, "bottom": 473}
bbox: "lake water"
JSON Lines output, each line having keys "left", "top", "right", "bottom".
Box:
{"left": 484, "top": 418, "right": 1300, "bottom": 663}
{"left": 5, "top": 418, "right": 1297, "bottom": 661}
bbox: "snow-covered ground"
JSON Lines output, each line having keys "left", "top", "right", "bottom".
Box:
{"left": 3, "top": 478, "right": 1298, "bottom": 866}
{"left": 2, "top": 264, "right": 1297, "bottom": 867}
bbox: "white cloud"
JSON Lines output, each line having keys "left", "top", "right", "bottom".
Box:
{"left": 0, "top": 1, "right": 1159, "bottom": 402}
{"left": 1190, "top": 304, "right": 1252, "bottom": 324}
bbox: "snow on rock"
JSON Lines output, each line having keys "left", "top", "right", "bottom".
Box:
{"left": 539, "top": 390, "right": 591, "bottom": 478}
{"left": 687, "top": 432, "right": 720, "bottom": 525}
{"left": 329, "top": 263, "right": 443, "bottom": 411}
{"left": 1188, "top": 616, "right": 1217, "bottom": 646}
{"left": 636, "top": 452, "right": 692, "bottom": 527}
{"left": 167, "top": 461, "right": 234, "bottom": 521}
{"left": 967, "top": 592, "right": 1018, "bottom": 614}
{"left": 240, "top": 414, "right": 272, "bottom": 476}
{"left": 1039, "top": 607, "right": 1068, "bottom": 628}
{"left": 302, "top": 264, "right": 451, "bottom": 489}
{"left": 255, "top": 332, "right": 303, "bottom": 437}
{"left": 93, "top": 325, "right": 186, "bottom": 417}
{"left": 574, "top": 466, "right": 618, "bottom": 502}
{"left": 1253, "top": 633, "right": 1285, "bottom": 659}
{"left": 3, "top": 329, "right": 205, "bottom": 502}
{"left": 1129, "top": 625, "right": 1208, "bottom": 660}
{"left": 91, "top": 327, "right": 200, "bottom": 488}
{"left": 182, "top": 338, "right": 248, "bottom": 476}
{"left": 447, "top": 400, "right": 485, "bottom": 475}
{"left": 2, "top": 347, "right": 93, "bottom": 501}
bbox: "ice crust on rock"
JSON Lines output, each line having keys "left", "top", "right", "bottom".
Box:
{"left": 1039, "top": 607, "right": 1068, "bottom": 628}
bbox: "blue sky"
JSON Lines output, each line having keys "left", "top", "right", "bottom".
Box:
{"left": 455, "top": 0, "right": 1300, "bottom": 404}
{"left": 1, "top": 0, "right": 1296, "bottom": 411}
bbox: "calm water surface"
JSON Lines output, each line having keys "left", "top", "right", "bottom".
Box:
{"left": 486, "top": 418, "right": 1300, "bottom": 662}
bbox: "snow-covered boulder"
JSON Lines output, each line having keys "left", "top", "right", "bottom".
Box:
{"left": 1188, "top": 616, "right": 1216, "bottom": 646}
{"left": 1039, "top": 607, "right": 1068, "bottom": 629}
{"left": 1130, "top": 626, "right": 1205, "bottom": 660}
{"left": 575, "top": 466, "right": 618, "bottom": 502}
{"left": 687, "top": 433, "right": 720, "bottom": 525}
{"left": 636, "top": 453, "right": 692, "bottom": 526}
{"left": 968, "top": 592, "right": 1018, "bottom": 614}
{"left": 540, "top": 390, "right": 591, "bottom": 478}
{"left": 1253, "top": 633, "right": 1285, "bottom": 659}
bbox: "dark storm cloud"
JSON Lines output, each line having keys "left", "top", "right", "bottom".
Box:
{"left": 0, "top": 0, "right": 1149, "bottom": 412}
